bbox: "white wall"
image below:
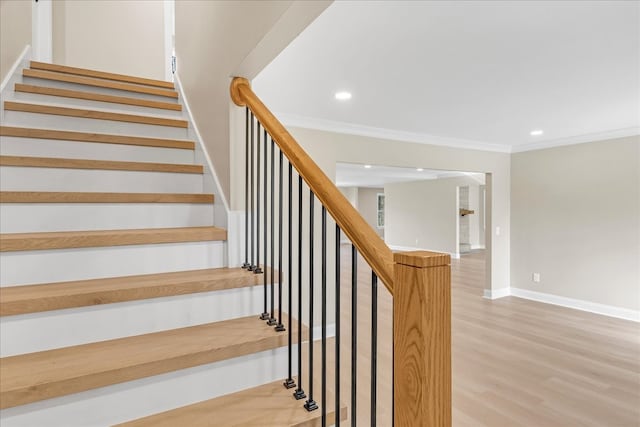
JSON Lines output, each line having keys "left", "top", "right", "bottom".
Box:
{"left": 459, "top": 180, "right": 484, "bottom": 251}
{"left": 273, "top": 127, "right": 510, "bottom": 293}
{"left": 468, "top": 184, "right": 480, "bottom": 249}
{"left": 358, "top": 187, "right": 384, "bottom": 238}
{"left": 0, "top": 0, "right": 31, "bottom": 83}
{"left": 52, "top": 0, "right": 166, "bottom": 80}
{"left": 385, "top": 177, "right": 480, "bottom": 256}
{"left": 338, "top": 186, "right": 357, "bottom": 243}
{"left": 180, "top": 0, "right": 331, "bottom": 206}
{"left": 511, "top": 136, "right": 640, "bottom": 312}
{"left": 338, "top": 186, "right": 358, "bottom": 209}
{"left": 476, "top": 185, "right": 487, "bottom": 249}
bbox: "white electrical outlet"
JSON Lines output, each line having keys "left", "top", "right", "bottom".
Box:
{"left": 496, "top": 226, "right": 501, "bottom": 236}
{"left": 532, "top": 273, "right": 541, "bottom": 283}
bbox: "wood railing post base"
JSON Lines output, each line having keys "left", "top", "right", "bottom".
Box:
{"left": 393, "top": 251, "right": 451, "bottom": 427}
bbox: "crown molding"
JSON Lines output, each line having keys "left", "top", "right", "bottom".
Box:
{"left": 511, "top": 127, "right": 640, "bottom": 153}
{"left": 274, "top": 112, "right": 512, "bottom": 153}
{"left": 273, "top": 112, "right": 639, "bottom": 154}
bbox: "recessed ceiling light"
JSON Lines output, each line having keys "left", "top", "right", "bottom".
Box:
{"left": 335, "top": 91, "right": 352, "bottom": 101}
{"left": 416, "top": 168, "right": 424, "bottom": 172}
{"left": 530, "top": 129, "right": 544, "bottom": 136}
{"left": 364, "top": 164, "right": 372, "bottom": 169}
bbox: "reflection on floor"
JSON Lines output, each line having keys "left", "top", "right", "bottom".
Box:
{"left": 316, "top": 246, "right": 640, "bottom": 426}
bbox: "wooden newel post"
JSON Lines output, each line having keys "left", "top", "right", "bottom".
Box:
{"left": 393, "top": 251, "right": 451, "bottom": 427}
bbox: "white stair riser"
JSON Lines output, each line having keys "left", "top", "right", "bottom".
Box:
{"left": 0, "top": 285, "right": 266, "bottom": 356}
{"left": 3, "top": 109, "right": 189, "bottom": 140}
{"left": 10, "top": 90, "right": 186, "bottom": 118}
{"left": 0, "top": 346, "right": 295, "bottom": 427}
{"left": 0, "top": 136, "right": 194, "bottom": 164}
{"left": 0, "top": 204, "right": 214, "bottom": 233}
{"left": 0, "top": 241, "right": 225, "bottom": 286}
{"left": 0, "top": 167, "right": 203, "bottom": 193}
{"left": 22, "top": 75, "right": 182, "bottom": 103}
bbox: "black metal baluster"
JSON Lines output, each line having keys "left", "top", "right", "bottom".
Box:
{"left": 305, "top": 191, "right": 318, "bottom": 412}
{"left": 267, "top": 133, "right": 277, "bottom": 326}
{"left": 255, "top": 122, "right": 263, "bottom": 276}
{"left": 321, "top": 207, "right": 327, "bottom": 425}
{"left": 351, "top": 244, "right": 357, "bottom": 427}
{"left": 293, "top": 175, "right": 306, "bottom": 400}
{"left": 371, "top": 272, "right": 378, "bottom": 427}
{"left": 335, "top": 225, "right": 341, "bottom": 427}
{"left": 284, "top": 161, "right": 295, "bottom": 389}
{"left": 275, "top": 149, "right": 285, "bottom": 332}
{"left": 242, "top": 107, "right": 249, "bottom": 269}
{"left": 249, "top": 113, "right": 255, "bottom": 272}
{"left": 256, "top": 121, "right": 267, "bottom": 319}
{"left": 255, "top": 120, "right": 263, "bottom": 275}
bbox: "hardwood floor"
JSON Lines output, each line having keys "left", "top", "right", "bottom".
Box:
{"left": 312, "top": 247, "right": 640, "bottom": 426}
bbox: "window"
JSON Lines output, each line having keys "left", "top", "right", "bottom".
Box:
{"left": 377, "top": 193, "right": 385, "bottom": 228}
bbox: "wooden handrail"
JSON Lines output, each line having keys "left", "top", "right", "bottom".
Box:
{"left": 230, "top": 77, "right": 394, "bottom": 293}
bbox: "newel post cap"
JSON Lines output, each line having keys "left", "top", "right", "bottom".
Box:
{"left": 394, "top": 251, "right": 451, "bottom": 268}
{"left": 230, "top": 77, "right": 250, "bottom": 107}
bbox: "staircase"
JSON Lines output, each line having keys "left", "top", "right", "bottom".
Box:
{"left": 0, "top": 61, "right": 342, "bottom": 426}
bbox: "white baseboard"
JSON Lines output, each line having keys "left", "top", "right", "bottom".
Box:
{"left": 482, "top": 286, "right": 639, "bottom": 322}
{"left": 483, "top": 288, "right": 511, "bottom": 300}
{"left": 510, "top": 287, "right": 640, "bottom": 322}
{"left": 387, "top": 244, "right": 460, "bottom": 259}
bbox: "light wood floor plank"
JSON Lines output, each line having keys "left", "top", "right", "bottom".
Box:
{"left": 0, "top": 155, "right": 203, "bottom": 174}
{"left": 30, "top": 61, "right": 175, "bottom": 89}
{"left": 0, "top": 191, "right": 213, "bottom": 204}
{"left": 0, "top": 226, "right": 226, "bottom": 252}
{"left": 115, "top": 380, "right": 346, "bottom": 427}
{"left": 334, "top": 248, "right": 640, "bottom": 426}
{"left": 23, "top": 69, "right": 178, "bottom": 98}
{"left": 0, "top": 126, "right": 194, "bottom": 150}
{"left": 0, "top": 316, "right": 296, "bottom": 409}
{"left": 4, "top": 101, "right": 188, "bottom": 128}
{"left": 15, "top": 84, "right": 182, "bottom": 111}
{"left": 0, "top": 267, "right": 264, "bottom": 316}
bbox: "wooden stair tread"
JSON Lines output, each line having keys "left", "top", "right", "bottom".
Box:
{"left": 0, "top": 226, "right": 227, "bottom": 252}
{"left": 0, "top": 155, "right": 203, "bottom": 174}
{"left": 0, "top": 191, "right": 213, "bottom": 204}
{"left": 0, "top": 267, "right": 263, "bottom": 316}
{"left": 30, "top": 61, "right": 175, "bottom": 89}
{"left": 23, "top": 68, "right": 178, "bottom": 98}
{"left": 4, "top": 101, "right": 188, "bottom": 128}
{"left": 0, "top": 316, "right": 295, "bottom": 409}
{"left": 116, "top": 380, "right": 348, "bottom": 427}
{"left": 15, "top": 84, "right": 182, "bottom": 111}
{"left": 0, "top": 126, "right": 194, "bottom": 150}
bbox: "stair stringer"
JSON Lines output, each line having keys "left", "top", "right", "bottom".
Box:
{"left": 0, "top": 45, "right": 31, "bottom": 124}
{"left": 175, "top": 74, "right": 230, "bottom": 263}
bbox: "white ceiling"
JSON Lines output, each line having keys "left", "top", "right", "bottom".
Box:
{"left": 335, "top": 162, "right": 485, "bottom": 188}
{"left": 253, "top": 1, "right": 640, "bottom": 152}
